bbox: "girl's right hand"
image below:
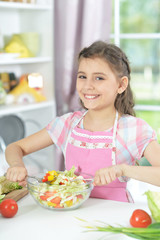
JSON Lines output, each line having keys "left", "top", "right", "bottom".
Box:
{"left": 6, "top": 166, "right": 28, "bottom": 187}
{"left": 94, "top": 165, "right": 124, "bottom": 186}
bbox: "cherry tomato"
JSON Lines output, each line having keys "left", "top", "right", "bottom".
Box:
{"left": 76, "top": 194, "right": 83, "bottom": 199}
{"left": 0, "top": 199, "right": 18, "bottom": 218}
{"left": 130, "top": 209, "right": 152, "bottom": 228}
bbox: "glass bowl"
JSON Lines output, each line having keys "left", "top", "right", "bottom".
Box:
{"left": 27, "top": 171, "right": 94, "bottom": 210}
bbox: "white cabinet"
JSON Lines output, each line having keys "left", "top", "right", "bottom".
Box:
{"left": 0, "top": 1, "right": 55, "bottom": 115}
{"left": 0, "top": 1, "right": 56, "bottom": 172}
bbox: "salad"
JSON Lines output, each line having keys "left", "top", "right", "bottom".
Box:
{"left": 27, "top": 166, "right": 93, "bottom": 210}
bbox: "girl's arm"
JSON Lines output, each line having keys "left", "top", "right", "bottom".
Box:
{"left": 5, "top": 128, "right": 53, "bottom": 184}
{"left": 94, "top": 140, "right": 160, "bottom": 186}
{"left": 122, "top": 140, "right": 160, "bottom": 186}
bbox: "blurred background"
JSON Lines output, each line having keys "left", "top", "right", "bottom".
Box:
{"left": 0, "top": 0, "right": 160, "bottom": 201}
{"left": 112, "top": 0, "right": 160, "bottom": 143}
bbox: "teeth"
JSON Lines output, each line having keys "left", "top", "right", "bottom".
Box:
{"left": 85, "top": 95, "right": 97, "bottom": 99}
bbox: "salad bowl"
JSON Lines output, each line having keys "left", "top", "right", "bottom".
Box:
{"left": 27, "top": 168, "right": 94, "bottom": 211}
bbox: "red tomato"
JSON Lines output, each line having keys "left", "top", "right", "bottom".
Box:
{"left": 40, "top": 195, "right": 48, "bottom": 201}
{"left": 130, "top": 209, "right": 152, "bottom": 228}
{"left": 76, "top": 194, "right": 83, "bottom": 199}
{"left": 0, "top": 199, "right": 18, "bottom": 218}
{"left": 50, "top": 196, "right": 61, "bottom": 204}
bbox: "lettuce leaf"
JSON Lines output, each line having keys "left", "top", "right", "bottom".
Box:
{"left": 0, "top": 194, "right": 5, "bottom": 203}
{"left": 64, "top": 166, "right": 76, "bottom": 177}
{"left": 145, "top": 191, "right": 160, "bottom": 222}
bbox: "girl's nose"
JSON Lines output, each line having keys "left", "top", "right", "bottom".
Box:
{"left": 84, "top": 78, "right": 94, "bottom": 89}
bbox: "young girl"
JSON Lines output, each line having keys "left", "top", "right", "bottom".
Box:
{"left": 5, "top": 41, "right": 160, "bottom": 202}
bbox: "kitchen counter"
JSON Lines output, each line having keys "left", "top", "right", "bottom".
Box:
{"left": 0, "top": 194, "right": 149, "bottom": 240}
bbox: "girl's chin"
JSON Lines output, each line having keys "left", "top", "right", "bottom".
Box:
{"left": 83, "top": 102, "right": 106, "bottom": 111}
{"left": 83, "top": 104, "right": 98, "bottom": 110}
{"left": 82, "top": 99, "right": 100, "bottom": 110}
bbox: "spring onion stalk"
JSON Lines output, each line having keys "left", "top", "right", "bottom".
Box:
{"left": 78, "top": 218, "right": 160, "bottom": 240}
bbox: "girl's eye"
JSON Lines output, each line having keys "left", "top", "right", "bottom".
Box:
{"left": 78, "top": 75, "right": 86, "bottom": 79}
{"left": 96, "top": 77, "right": 104, "bottom": 81}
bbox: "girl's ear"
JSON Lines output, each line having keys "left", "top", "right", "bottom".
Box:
{"left": 118, "top": 76, "right": 128, "bottom": 94}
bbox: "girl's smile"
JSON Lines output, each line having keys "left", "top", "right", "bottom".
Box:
{"left": 84, "top": 94, "right": 100, "bottom": 99}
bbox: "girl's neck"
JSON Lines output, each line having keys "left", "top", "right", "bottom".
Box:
{"left": 83, "top": 108, "right": 118, "bottom": 132}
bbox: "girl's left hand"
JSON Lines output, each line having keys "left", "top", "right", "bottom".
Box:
{"left": 94, "top": 165, "right": 124, "bottom": 186}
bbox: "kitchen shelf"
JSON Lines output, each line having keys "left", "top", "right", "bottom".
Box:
{"left": 0, "top": 1, "right": 55, "bottom": 170}
{"left": 0, "top": 56, "right": 52, "bottom": 65}
{"left": 0, "top": 1, "right": 55, "bottom": 117}
{"left": 0, "top": 1, "right": 52, "bottom": 10}
{"left": 0, "top": 100, "right": 55, "bottom": 116}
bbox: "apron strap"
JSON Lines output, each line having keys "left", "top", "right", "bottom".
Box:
{"left": 112, "top": 111, "right": 127, "bottom": 183}
{"left": 63, "top": 111, "right": 88, "bottom": 159}
{"left": 112, "top": 110, "right": 118, "bottom": 165}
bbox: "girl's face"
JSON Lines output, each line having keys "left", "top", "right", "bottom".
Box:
{"left": 76, "top": 57, "right": 122, "bottom": 111}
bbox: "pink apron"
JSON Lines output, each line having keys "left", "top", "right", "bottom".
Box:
{"left": 65, "top": 111, "right": 132, "bottom": 202}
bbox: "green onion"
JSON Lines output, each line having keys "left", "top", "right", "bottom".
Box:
{"left": 77, "top": 218, "right": 160, "bottom": 240}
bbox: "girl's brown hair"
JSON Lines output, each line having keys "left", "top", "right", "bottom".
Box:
{"left": 78, "top": 41, "right": 136, "bottom": 116}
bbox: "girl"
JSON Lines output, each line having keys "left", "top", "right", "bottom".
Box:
{"left": 5, "top": 41, "right": 160, "bottom": 202}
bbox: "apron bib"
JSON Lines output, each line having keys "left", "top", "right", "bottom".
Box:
{"left": 65, "top": 111, "right": 131, "bottom": 202}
